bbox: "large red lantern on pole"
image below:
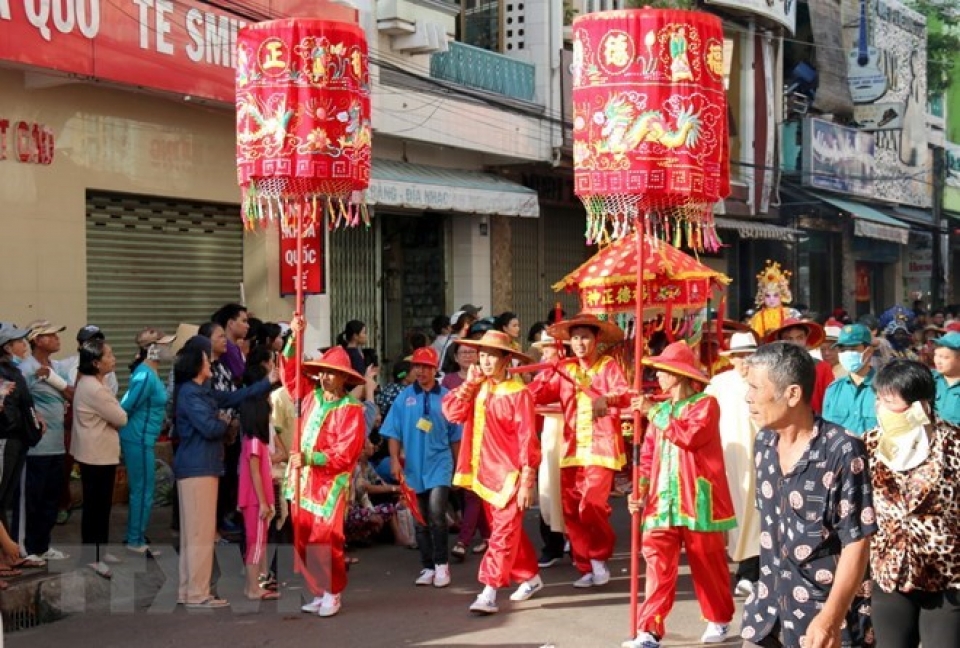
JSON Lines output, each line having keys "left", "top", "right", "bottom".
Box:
{"left": 236, "top": 18, "right": 371, "bottom": 550}
{"left": 571, "top": 8, "right": 729, "bottom": 638}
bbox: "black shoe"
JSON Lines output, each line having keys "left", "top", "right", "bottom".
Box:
{"left": 538, "top": 553, "right": 561, "bottom": 568}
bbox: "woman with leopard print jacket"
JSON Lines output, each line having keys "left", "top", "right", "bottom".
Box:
{"left": 864, "top": 360, "right": 960, "bottom": 648}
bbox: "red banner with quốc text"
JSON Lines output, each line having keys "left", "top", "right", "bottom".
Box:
{"left": 279, "top": 219, "right": 324, "bottom": 296}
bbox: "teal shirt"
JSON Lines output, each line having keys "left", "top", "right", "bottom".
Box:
{"left": 822, "top": 369, "right": 877, "bottom": 436}
{"left": 934, "top": 372, "right": 960, "bottom": 425}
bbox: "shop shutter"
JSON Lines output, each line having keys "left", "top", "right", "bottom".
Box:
{"left": 329, "top": 221, "right": 380, "bottom": 349}
{"left": 543, "top": 208, "right": 593, "bottom": 319}
{"left": 86, "top": 191, "right": 243, "bottom": 388}
{"left": 510, "top": 216, "right": 542, "bottom": 334}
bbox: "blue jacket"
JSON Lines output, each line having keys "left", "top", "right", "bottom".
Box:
{"left": 119, "top": 364, "right": 167, "bottom": 447}
{"left": 173, "top": 378, "right": 272, "bottom": 479}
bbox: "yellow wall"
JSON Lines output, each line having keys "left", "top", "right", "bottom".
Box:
{"left": 0, "top": 67, "right": 293, "bottom": 334}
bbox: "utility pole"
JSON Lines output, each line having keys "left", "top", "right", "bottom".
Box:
{"left": 933, "top": 146, "right": 946, "bottom": 307}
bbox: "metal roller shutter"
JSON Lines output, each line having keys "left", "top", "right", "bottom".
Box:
{"left": 510, "top": 216, "right": 541, "bottom": 334}
{"left": 86, "top": 191, "right": 243, "bottom": 388}
{"left": 543, "top": 208, "right": 593, "bottom": 319}
{"left": 329, "top": 221, "right": 380, "bottom": 350}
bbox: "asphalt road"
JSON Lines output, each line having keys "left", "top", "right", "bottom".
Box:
{"left": 9, "top": 501, "right": 745, "bottom": 648}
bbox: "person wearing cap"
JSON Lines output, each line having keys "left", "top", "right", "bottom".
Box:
{"left": 821, "top": 325, "right": 848, "bottom": 381}
{"left": 529, "top": 313, "right": 631, "bottom": 589}
{"left": 863, "top": 359, "right": 960, "bottom": 647}
{"left": 281, "top": 329, "right": 367, "bottom": 618}
{"left": 823, "top": 324, "right": 879, "bottom": 436}
{"left": 932, "top": 331, "right": 960, "bottom": 426}
{"left": 741, "top": 342, "right": 875, "bottom": 648}
{"left": 118, "top": 328, "right": 176, "bottom": 555}
{"left": 12, "top": 321, "right": 71, "bottom": 565}
{"left": 704, "top": 332, "right": 761, "bottom": 599}
{"left": 442, "top": 330, "right": 542, "bottom": 614}
{"left": 763, "top": 319, "right": 834, "bottom": 415}
{"left": 380, "top": 346, "right": 462, "bottom": 588}
{"left": 624, "top": 342, "right": 736, "bottom": 648}
{"left": 0, "top": 323, "right": 43, "bottom": 553}
{"left": 172, "top": 335, "right": 277, "bottom": 608}
{"left": 60, "top": 325, "right": 120, "bottom": 395}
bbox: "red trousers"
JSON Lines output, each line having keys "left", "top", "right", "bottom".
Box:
{"left": 637, "top": 526, "right": 734, "bottom": 638}
{"left": 478, "top": 498, "right": 538, "bottom": 589}
{"left": 293, "top": 494, "right": 349, "bottom": 596}
{"left": 561, "top": 465, "right": 615, "bottom": 574}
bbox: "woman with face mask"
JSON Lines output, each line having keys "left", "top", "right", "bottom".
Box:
{"left": 864, "top": 359, "right": 960, "bottom": 647}
{"left": 119, "top": 329, "right": 177, "bottom": 555}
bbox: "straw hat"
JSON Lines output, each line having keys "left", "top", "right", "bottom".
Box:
{"left": 763, "top": 318, "right": 826, "bottom": 348}
{"left": 170, "top": 323, "right": 200, "bottom": 355}
{"left": 456, "top": 330, "right": 532, "bottom": 364}
{"left": 642, "top": 341, "right": 709, "bottom": 384}
{"left": 303, "top": 346, "right": 365, "bottom": 386}
{"left": 719, "top": 331, "right": 759, "bottom": 357}
{"left": 548, "top": 313, "right": 624, "bottom": 345}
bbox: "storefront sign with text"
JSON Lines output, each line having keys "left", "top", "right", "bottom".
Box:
{"left": 279, "top": 220, "right": 325, "bottom": 297}
{"left": 0, "top": 0, "right": 355, "bottom": 104}
{"left": 0, "top": 118, "right": 54, "bottom": 164}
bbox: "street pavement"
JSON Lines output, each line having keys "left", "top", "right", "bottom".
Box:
{"left": 9, "top": 500, "right": 745, "bottom": 648}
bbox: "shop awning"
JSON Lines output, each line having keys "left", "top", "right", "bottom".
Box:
{"left": 367, "top": 160, "right": 540, "bottom": 218}
{"left": 714, "top": 217, "right": 799, "bottom": 242}
{"left": 812, "top": 193, "right": 910, "bottom": 245}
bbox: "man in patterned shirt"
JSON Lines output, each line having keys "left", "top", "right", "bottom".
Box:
{"left": 742, "top": 342, "right": 877, "bottom": 648}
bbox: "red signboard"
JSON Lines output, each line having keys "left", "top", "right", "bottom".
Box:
{"left": 0, "top": 0, "right": 356, "bottom": 104}
{"left": 279, "top": 219, "right": 324, "bottom": 296}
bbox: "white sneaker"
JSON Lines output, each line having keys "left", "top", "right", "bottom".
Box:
{"left": 301, "top": 596, "right": 324, "bottom": 613}
{"left": 433, "top": 564, "right": 451, "bottom": 588}
{"left": 590, "top": 560, "right": 611, "bottom": 586}
{"left": 315, "top": 592, "right": 341, "bottom": 617}
{"left": 621, "top": 631, "right": 661, "bottom": 648}
{"left": 415, "top": 568, "right": 435, "bottom": 586}
{"left": 509, "top": 575, "right": 543, "bottom": 601}
{"left": 734, "top": 578, "right": 754, "bottom": 597}
{"left": 40, "top": 547, "right": 69, "bottom": 561}
{"left": 700, "top": 622, "right": 730, "bottom": 644}
{"left": 469, "top": 593, "right": 498, "bottom": 614}
{"left": 572, "top": 572, "right": 595, "bottom": 588}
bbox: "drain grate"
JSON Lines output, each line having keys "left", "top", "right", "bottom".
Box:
{"left": 4, "top": 604, "right": 42, "bottom": 632}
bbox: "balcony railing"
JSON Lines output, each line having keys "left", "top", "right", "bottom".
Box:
{"left": 430, "top": 41, "right": 536, "bottom": 102}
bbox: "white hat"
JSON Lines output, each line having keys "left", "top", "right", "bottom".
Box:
{"left": 824, "top": 326, "right": 842, "bottom": 342}
{"left": 531, "top": 332, "right": 570, "bottom": 350}
{"left": 719, "top": 331, "right": 759, "bottom": 356}
{"left": 449, "top": 310, "right": 466, "bottom": 326}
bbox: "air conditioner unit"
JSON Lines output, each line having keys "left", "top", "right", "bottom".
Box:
{"left": 393, "top": 21, "right": 450, "bottom": 54}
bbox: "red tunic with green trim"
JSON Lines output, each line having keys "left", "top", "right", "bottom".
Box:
{"left": 442, "top": 377, "right": 540, "bottom": 509}
{"left": 280, "top": 343, "right": 366, "bottom": 519}
{"left": 639, "top": 392, "right": 736, "bottom": 532}
{"left": 528, "top": 355, "right": 631, "bottom": 471}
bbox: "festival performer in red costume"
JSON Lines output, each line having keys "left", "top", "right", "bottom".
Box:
{"left": 442, "top": 331, "right": 543, "bottom": 615}
{"left": 529, "top": 313, "right": 631, "bottom": 588}
{"left": 622, "top": 341, "right": 736, "bottom": 648}
{"left": 282, "top": 332, "right": 366, "bottom": 619}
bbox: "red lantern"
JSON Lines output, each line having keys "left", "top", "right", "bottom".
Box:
{"left": 237, "top": 19, "right": 371, "bottom": 230}
{"left": 572, "top": 9, "right": 729, "bottom": 248}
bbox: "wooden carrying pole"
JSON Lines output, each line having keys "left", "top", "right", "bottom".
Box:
{"left": 629, "top": 227, "right": 647, "bottom": 637}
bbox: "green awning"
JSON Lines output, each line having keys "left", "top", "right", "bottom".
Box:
{"left": 368, "top": 160, "right": 539, "bottom": 218}
{"left": 812, "top": 193, "right": 909, "bottom": 244}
